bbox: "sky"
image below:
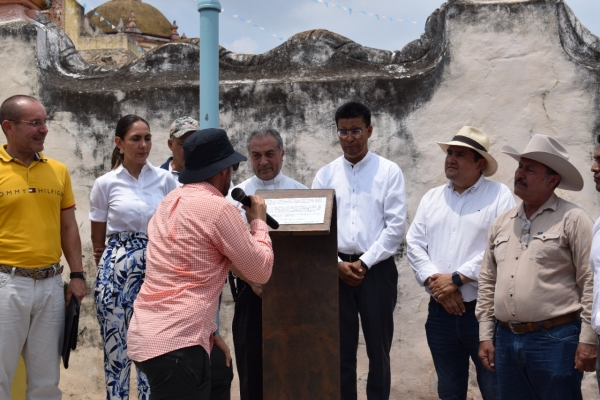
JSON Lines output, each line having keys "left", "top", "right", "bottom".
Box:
{"left": 80, "top": 0, "right": 600, "bottom": 55}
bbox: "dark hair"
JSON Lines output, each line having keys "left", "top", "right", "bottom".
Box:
{"left": 471, "top": 149, "right": 484, "bottom": 162}
{"left": 335, "top": 101, "right": 371, "bottom": 127}
{"left": 111, "top": 115, "right": 150, "bottom": 169}
{"left": 545, "top": 165, "right": 561, "bottom": 190}
{"left": 0, "top": 95, "right": 40, "bottom": 135}
{"left": 247, "top": 128, "right": 283, "bottom": 151}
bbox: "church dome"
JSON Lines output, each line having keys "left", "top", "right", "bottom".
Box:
{"left": 86, "top": 0, "right": 172, "bottom": 38}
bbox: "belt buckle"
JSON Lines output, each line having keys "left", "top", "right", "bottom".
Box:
{"left": 507, "top": 320, "right": 524, "bottom": 335}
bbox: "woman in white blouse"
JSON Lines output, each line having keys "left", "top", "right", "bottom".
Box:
{"left": 89, "top": 115, "right": 177, "bottom": 400}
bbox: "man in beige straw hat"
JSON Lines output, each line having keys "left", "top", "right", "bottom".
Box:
{"left": 407, "top": 126, "right": 513, "bottom": 400}
{"left": 476, "top": 134, "right": 597, "bottom": 400}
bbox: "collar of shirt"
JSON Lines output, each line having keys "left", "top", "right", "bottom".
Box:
{"left": 168, "top": 160, "right": 178, "bottom": 174}
{"left": 446, "top": 174, "right": 485, "bottom": 197}
{"left": 342, "top": 150, "right": 373, "bottom": 170}
{"left": 513, "top": 192, "right": 558, "bottom": 221}
{"left": 251, "top": 171, "right": 287, "bottom": 190}
{"left": 114, "top": 161, "right": 154, "bottom": 179}
{"left": 0, "top": 144, "right": 45, "bottom": 163}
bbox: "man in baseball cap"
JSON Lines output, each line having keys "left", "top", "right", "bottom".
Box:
{"left": 160, "top": 117, "right": 199, "bottom": 181}
{"left": 128, "top": 128, "right": 274, "bottom": 400}
{"left": 477, "top": 134, "right": 597, "bottom": 399}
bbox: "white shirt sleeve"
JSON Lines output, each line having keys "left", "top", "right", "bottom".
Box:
{"left": 89, "top": 178, "right": 108, "bottom": 222}
{"left": 360, "top": 164, "right": 407, "bottom": 268}
{"left": 590, "top": 218, "right": 600, "bottom": 334}
{"left": 406, "top": 193, "right": 439, "bottom": 286}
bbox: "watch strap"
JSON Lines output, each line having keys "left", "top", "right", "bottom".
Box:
{"left": 452, "top": 271, "right": 463, "bottom": 287}
{"left": 70, "top": 272, "right": 86, "bottom": 280}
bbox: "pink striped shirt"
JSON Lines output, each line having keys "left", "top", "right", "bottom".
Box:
{"left": 128, "top": 182, "right": 273, "bottom": 361}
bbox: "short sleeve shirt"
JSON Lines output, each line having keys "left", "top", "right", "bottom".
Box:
{"left": 0, "top": 145, "right": 75, "bottom": 267}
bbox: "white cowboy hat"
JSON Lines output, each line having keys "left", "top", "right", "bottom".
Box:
{"left": 436, "top": 126, "right": 498, "bottom": 177}
{"left": 501, "top": 134, "right": 583, "bottom": 191}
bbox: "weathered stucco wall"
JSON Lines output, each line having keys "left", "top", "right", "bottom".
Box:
{"left": 1, "top": 0, "right": 600, "bottom": 398}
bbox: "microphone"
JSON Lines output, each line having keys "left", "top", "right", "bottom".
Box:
{"left": 231, "top": 188, "right": 280, "bottom": 230}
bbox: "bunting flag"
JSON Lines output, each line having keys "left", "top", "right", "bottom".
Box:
{"left": 313, "top": 0, "right": 426, "bottom": 26}
{"left": 222, "top": 8, "right": 285, "bottom": 42}
{"left": 72, "top": 0, "right": 123, "bottom": 37}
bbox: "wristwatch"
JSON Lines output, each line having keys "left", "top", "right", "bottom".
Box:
{"left": 70, "top": 272, "right": 87, "bottom": 281}
{"left": 451, "top": 271, "right": 463, "bottom": 287}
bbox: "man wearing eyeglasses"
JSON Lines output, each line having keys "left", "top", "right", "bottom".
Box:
{"left": 312, "top": 101, "right": 406, "bottom": 400}
{"left": 0, "top": 95, "right": 86, "bottom": 400}
{"left": 230, "top": 128, "right": 306, "bottom": 400}
{"left": 406, "top": 127, "right": 514, "bottom": 400}
{"left": 476, "top": 134, "right": 597, "bottom": 399}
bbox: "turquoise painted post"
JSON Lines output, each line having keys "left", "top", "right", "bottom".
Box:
{"left": 197, "top": 0, "right": 222, "bottom": 129}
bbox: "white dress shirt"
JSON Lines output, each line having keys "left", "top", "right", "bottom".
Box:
{"left": 232, "top": 172, "right": 307, "bottom": 220}
{"left": 590, "top": 217, "right": 600, "bottom": 334}
{"left": 168, "top": 162, "right": 183, "bottom": 187}
{"left": 89, "top": 162, "right": 178, "bottom": 235}
{"left": 406, "top": 175, "right": 515, "bottom": 302}
{"left": 311, "top": 151, "right": 407, "bottom": 268}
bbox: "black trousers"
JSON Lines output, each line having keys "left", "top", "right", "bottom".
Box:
{"left": 135, "top": 345, "right": 211, "bottom": 400}
{"left": 232, "top": 282, "right": 263, "bottom": 400}
{"left": 339, "top": 256, "right": 398, "bottom": 400}
{"left": 210, "top": 343, "right": 234, "bottom": 400}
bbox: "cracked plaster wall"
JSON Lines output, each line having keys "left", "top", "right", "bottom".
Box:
{"left": 1, "top": 0, "right": 600, "bottom": 398}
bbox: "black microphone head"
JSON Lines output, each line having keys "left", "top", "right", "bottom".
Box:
{"left": 231, "top": 187, "right": 246, "bottom": 203}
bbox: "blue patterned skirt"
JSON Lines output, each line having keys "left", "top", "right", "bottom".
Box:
{"left": 94, "top": 231, "right": 150, "bottom": 400}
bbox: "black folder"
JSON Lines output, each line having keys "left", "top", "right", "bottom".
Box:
{"left": 61, "top": 284, "right": 80, "bottom": 369}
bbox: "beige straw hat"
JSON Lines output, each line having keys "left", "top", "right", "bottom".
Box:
{"left": 436, "top": 126, "right": 498, "bottom": 177}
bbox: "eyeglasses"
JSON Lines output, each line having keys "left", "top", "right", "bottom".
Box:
{"left": 337, "top": 128, "right": 363, "bottom": 138}
{"left": 520, "top": 218, "right": 531, "bottom": 245}
{"left": 10, "top": 119, "right": 50, "bottom": 128}
{"left": 232, "top": 163, "right": 240, "bottom": 171}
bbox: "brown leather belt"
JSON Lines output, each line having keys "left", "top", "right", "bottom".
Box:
{"left": 0, "top": 263, "right": 63, "bottom": 280}
{"left": 500, "top": 311, "right": 580, "bottom": 334}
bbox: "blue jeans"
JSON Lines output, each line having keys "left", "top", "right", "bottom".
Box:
{"left": 425, "top": 299, "right": 499, "bottom": 400}
{"left": 495, "top": 320, "right": 583, "bottom": 400}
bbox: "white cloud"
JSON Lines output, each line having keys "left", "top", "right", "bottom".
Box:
{"left": 226, "top": 36, "right": 259, "bottom": 54}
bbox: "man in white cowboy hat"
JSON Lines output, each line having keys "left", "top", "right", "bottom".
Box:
{"left": 406, "top": 126, "right": 514, "bottom": 400}
{"left": 476, "top": 134, "right": 598, "bottom": 400}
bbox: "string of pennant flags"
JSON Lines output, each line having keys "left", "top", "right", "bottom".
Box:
{"left": 312, "top": 0, "right": 426, "bottom": 26}
{"left": 75, "top": 0, "right": 287, "bottom": 45}
{"left": 221, "top": 8, "right": 285, "bottom": 42}
{"left": 75, "top": 1, "right": 145, "bottom": 51}
{"left": 73, "top": 0, "right": 425, "bottom": 51}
